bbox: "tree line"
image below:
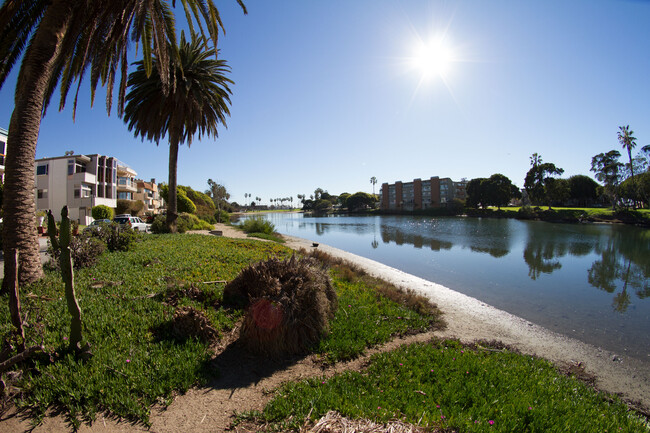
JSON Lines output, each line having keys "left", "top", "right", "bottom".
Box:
{"left": 466, "top": 126, "right": 649, "bottom": 210}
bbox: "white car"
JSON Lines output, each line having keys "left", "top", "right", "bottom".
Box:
{"left": 113, "top": 215, "right": 151, "bottom": 233}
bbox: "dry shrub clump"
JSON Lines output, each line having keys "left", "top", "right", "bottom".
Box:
{"left": 223, "top": 256, "right": 338, "bottom": 356}
{"left": 307, "top": 411, "right": 436, "bottom": 433}
{"left": 170, "top": 306, "right": 218, "bottom": 343}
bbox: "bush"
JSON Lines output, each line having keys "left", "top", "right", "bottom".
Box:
{"left": 47, "top": 232, "right": 106, "bottom": 270}
{"left": 179, "top": 213, "right": 213, "bottom": 231}
{"left": 150, "top": 215, "right": 169, "bottom": 234}
{"left": 224, "top": 256, "right": 338, "bottom": 356}
{"left": 92, "top": 205, "right": 113, "bottom": 220}
{"left": 116, "top": 199, "right": 144, "bottom": 216}
{"left": 517, "top": 205, "right": 538, "bottom": 219}
{"left": 87, "top": 222, "right": 137, "bottom": 252}
{"left": 239, "top": 216, "right": 275, "bottom": 235}
{"left": 215, "top": 209, "right": 230, "bottom": 223}
{"left": 150, "top": 213, "right": 213, "bottom": 233}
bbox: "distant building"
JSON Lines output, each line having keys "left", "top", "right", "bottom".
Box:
{"left": 380, "top": 176, "right": 467, "bottom": 211}
{"left": 34, "top": 152, "right": 136, "bottom": 224}
{"left": 134, "top": 178, "right": 163, "bottom": 214}
{"left": 0, "top": 127, "right": 7, "bottom": 183}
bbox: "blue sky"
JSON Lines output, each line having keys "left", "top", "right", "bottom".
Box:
{"left": 1, "top": 0, "right": 649, "bottom": 205}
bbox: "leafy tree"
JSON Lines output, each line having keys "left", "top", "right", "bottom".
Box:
{"left": 0, "top": 0, "right": 245, "bottom": 284}
{"left": 124, "top": 32, "right": 233, "bottom": 232}
{"left": 346, "top": 192, "right": 376, "bottom": 211}
{"left": 338, "top": 193, "right": 351, "bottom": 207}
{"left": 91, "top": 205, "right": 113, "bottom": 221}
{"left": 544, "top": 178, "right": 570, "bottom": 208}
{"left": 466, "top": 178, "right": 488, "bottom": 209}
{"left": 567, "top": 175, "right": 599, "bottom": 207}
{"left": 206, "top": 179, "right": 230, "bottom": 211}
{"left": 485, "top": 174, "right": 515, "bottom": 209}
{"left": 591, "top": 150, "right": 623, "bottom": 209}
{"left": 524, "top": 153, "right": 564, "bottom": 206}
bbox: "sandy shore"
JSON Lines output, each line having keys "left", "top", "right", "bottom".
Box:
{"left": 2, "top": 225, "right": 648, "bottom": 432}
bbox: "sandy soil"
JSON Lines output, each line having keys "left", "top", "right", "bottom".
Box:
{"left": 2, "top": 224, "right": 649, "bottom": 432}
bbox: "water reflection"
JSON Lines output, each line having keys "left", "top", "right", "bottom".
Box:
{"left": 587, "top": 228, "right": 650, "bottom": 313}
{"left": 239, "top": 212, "right": 650, "bottom": 359}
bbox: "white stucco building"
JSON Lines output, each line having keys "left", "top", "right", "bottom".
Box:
{"left": 35, "top": 152, "right": 136, "bottom": 224}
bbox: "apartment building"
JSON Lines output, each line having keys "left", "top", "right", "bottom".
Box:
{"left": 0, "top": 127, "right": 7, "bottom": 183}
{"left": 380, "top": 176, "right": 467, "bottom": 211}
{"left": 35, "top": 152, "right": 136, "bottom": 224}
{"left": 134, "top": 178, "right": 163, "bottom": 214}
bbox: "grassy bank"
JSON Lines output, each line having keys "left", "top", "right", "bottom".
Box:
{"left": 0, "top": 234, "right": 440, "bottom": 428}
{"left": 248, "top": 339, "right": 648, "bottom": 432}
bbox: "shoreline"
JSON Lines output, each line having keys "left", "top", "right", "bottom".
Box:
{"left": 273, "top": 229, "right": 650, "bottom": 413}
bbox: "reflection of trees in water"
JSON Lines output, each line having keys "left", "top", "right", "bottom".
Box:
{"left": 522, "top": 226, "right": 572, "bottom": 280}
{"left": 380, "top": 226, "right": 452, "bottom": 251}
{"left": 470, "top": 246, "right": 509, "bottom": 258}
{"left": 587, "top": 229, "right": 650, "bottom": 313}
{"left": 523, "top": 242, "right": 563, "bottom": 280}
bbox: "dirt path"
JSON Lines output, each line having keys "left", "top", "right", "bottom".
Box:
{"left": 2, "top": 225, "right": 649, "bottom": 432}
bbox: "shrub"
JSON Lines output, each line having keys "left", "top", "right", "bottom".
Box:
{"left": 92, "top": 205, "right": 113, "bottom": 220}
{"left": 239, "top": 216, "right": 275, "bottom": 235}
{"left": 150, "top": 215, "right": 169, "bottom": 234}
{"left": 178, "top": 213, "right": 213, "bottom": 231}
{"left": 177, "top": 193, "right": 197, "bottom": 214}
{"left": 517, "top": 205, "right": 538, "bottom": 219}
{"left": 116, "top": 199, "right": 144, "bottom": 216}
{"left": 47, "top": 232, "right": 106, "bottom": 270}
{"left": 87, "top": 222, "right": 137, "bottom": 252}
{"left": 215, "top": 209, "right": 230, "bottom": 223}
{"left": 224, "top": 256, "right": 338, "bottom": 356}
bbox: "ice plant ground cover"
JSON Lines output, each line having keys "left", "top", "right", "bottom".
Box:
{"left": 0, "top": 234, "right": 440, "bottom": 428}
{"left": 253, "top": 339, "right": 649, "bottom": 432}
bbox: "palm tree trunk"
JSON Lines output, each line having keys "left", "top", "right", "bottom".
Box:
{"left": 166, "top": 141, "right": 179, "bottom": 232}
{"left": 2, "top": 1, "right": 74, "bottom": 288}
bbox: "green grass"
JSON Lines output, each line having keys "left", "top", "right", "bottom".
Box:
{"left": 255, "top": 339, "right": 648, "bottom": 432}
{"left": 0, "top": 234, "right": 439, "bottom": 428}
{"left": 246, "top": 232, "right": 286, "bottom": 243}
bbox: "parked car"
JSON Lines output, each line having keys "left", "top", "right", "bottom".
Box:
{"left": 83, "top": 219, "right": 112, "bottom": 233}
{"left": 113, "top": 215, "right": 151, "bottom": 233}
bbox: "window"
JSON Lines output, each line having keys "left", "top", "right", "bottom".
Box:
{"left": 37, "top": 189, "right": 47, "bottom": 199}
{"left": 97, "top": 184, "right": 104, "bottom": 198}
{"left": 68, "top": 160, "right": 74, "bottom": 175}
{"left": 74, "top": 189, "right": 80, "bottom": 199}
{"left": 36, "top": 164, "right": 49, "bottom": 175}
{"left": 0, "top": 140, "right": 5, "bottom": 154}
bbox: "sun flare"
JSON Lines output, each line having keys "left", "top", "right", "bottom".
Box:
{"left": 411, "top": 39, "right": 453, "bottom": 79}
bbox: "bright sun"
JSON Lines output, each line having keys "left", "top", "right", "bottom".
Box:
{"left": 411, "top": 39, "right": 453, "bottom": 79}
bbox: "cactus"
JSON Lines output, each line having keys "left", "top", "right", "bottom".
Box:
{"left": 48, "top": 207, "right": 88, "bottom": 355}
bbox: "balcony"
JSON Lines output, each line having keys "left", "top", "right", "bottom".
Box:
{"left": 73, "top": 171, "right": 96, "bottom": 184}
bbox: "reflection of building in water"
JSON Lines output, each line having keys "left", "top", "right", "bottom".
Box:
{"left": 380, "top": 176, "right": 467, "bottom": 211}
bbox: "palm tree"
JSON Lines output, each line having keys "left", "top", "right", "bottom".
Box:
{"left": 618, "top": 125, "right": 637, "bottom": 179}
{"left": 370, "top": 176, "right": 378, "bottom": 196}
{"left": 124, "top": 32, "right": 233, "bottom": 232}
{"left": 0, "top": 0, "right": 246, "bottom": 284}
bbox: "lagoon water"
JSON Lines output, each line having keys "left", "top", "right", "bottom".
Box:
{"left": 243, "top": 212, "right": 650, "bottom": 362}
